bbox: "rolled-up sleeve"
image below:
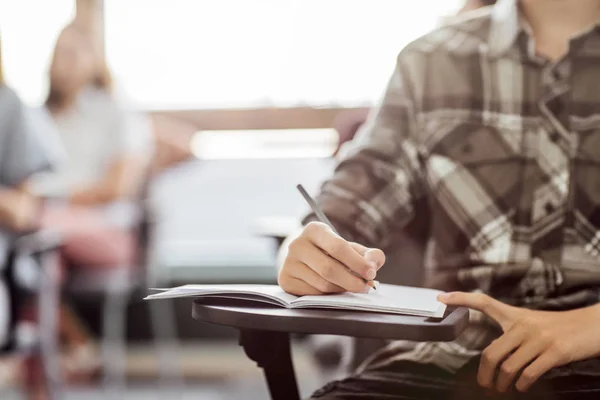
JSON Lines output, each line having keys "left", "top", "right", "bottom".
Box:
{"left": 303, "top": 54, "right": 426, "bottom": 248}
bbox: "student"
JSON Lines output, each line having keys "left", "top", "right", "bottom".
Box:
{"left": 26, "top": 22, "right": 153, "bottom": 379}
{"left": 32, "top": 21, "right": 152, "bottom": 266}
{"left": 279, "top": 0, "right": 600, "bottom": 398}
{"left": 0, "top": 84, "right": 61, "bottom": 400}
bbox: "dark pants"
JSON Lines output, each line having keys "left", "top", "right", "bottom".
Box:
{"left": 310, "top": 357, "right": 600, "bottom": 400}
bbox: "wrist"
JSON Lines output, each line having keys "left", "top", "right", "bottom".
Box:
{"left": 585, "top": 302, "right": 600, "bottom": 320}
{"left": 575, "top": 303, "right": 600, "bottom": 337}
{"left": 581, "top": 303, "right": 600, "bottom": 357}
{"left": 23, "top": 195, "right": 45, "bottom": 233}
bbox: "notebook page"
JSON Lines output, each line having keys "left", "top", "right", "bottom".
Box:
{"left": 145, "top": 284, "right": 298, "bottom": 305}
{"left": 292, "top": 284, "right": 445, "bottom": 316}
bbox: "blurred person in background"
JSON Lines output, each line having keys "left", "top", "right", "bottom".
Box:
{"left": 0, "top": 44, "right": 62, "bottom": 400}
{"left": 25, "top": 21, "right": 153, "bottom": 385}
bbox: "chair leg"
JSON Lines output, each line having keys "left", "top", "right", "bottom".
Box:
{"left": 239, "top": 329, "right": 300, "bottom": 400}
{"left": 37, "top": 251, "right": 63, "bottom": 400}
{"left": 148, "top": 298, "right": 184, "bottom": 392}
{"left": 101, "top": 288, "right": 129, "bottom": 398}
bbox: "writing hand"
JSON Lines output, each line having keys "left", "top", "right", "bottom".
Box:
{"left": 278, "top": 222, "right": 385, "bottom": 295}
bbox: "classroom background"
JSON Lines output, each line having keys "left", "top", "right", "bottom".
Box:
{"left": 0, "top": 0, "right": 477, "bottom": 398}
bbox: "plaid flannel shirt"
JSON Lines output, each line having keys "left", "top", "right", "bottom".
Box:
{"left": 306, "top": 0, "right": 600, "bottom": 377}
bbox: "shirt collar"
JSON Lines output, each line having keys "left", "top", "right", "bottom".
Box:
{"left": 488, "top": 0, "right": 600, "bottom": 59}
{"left": 487, "top": 0, "right": 522, "bottom": 58}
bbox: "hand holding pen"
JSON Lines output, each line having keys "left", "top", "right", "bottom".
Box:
{"left": 277, "top": 184, "right": 385, "bottom": 296}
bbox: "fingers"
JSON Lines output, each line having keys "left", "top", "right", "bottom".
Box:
{"left": 278, "top": 275, "right": 325, "bottom": 296}
{"left": 516, "top": 351, "right": 562, "bottom": 392}
{"left": 495, "top": 340, "right": 544, "bottom": 392}
{"left": 349, "top": 243, "right": 386, "bottom": 270}
{"left": 478, "top": 326, "right": 525, "bottom": 388}
{"left": 348, "top": 242, "right": 368, "bottom": 255}
{"left": 279, "top": 221, "right": 385, "bottom": 295}
{"left": 305, "top": 222, "right": 376, "bottom": 280}
{"left": 296, "top": 239, "right": 370, "bottom": 293}
{"left": 437, "top": 291, "right": 513, "bottom": 329}
{"left": 289, "top": 262, "right": 346, "bottom": 294}
{"left": 364, "top": 248, "right": 386, "bottom": 270}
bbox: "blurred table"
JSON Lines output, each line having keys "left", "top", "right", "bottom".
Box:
{"left": 192, "top": 298, "right": 469, "bottom": 400}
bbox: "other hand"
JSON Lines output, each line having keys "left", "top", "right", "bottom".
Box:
{"left": 278, "top": 222, "right": 385, "bottom": 295}
{"left": 1, "top": 190, "right": 40, "bottom": 232}
{"left": 439, "top": 291, "right": 600, "bottom": 392}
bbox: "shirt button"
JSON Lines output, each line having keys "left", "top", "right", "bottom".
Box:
{"left": 549, "top": 131, "right": 560, "bottom": 143}
{"left": 548, "top": 98, "right": 565, "bottom": 116}
{"left": 552, "top": 69, "right": 562, "bottom": 80}
{"left": 545, "top": 202, "right": 555, "bottom": 214}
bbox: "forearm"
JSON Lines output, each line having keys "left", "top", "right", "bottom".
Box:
{"left": 71, "top": 157, "right": 147, "bottom": 206}
{"left": 0, "top": 186, "right": 38, "bottom": 232}
{"left": 575, "top": 301, "right": 600, "bottom": 321}
{"left": 70, "top": 184, "right": 116, "bottom": 206}
{"left": 0, "top": 187, "right": 18, "bottom": 226}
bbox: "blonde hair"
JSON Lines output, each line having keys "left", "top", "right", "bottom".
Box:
{"left": 46, "top": 22, "right": 113, "bottom": 107}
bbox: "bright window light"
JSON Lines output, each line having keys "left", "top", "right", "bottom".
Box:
{"left": 0, "top": 0, "right": 75, "bottom": 106}
{"left": 191, "top": 128, "right": 339, "bottom": 159}
{"left": 104, "top": 0, "right": 464, "bottom": 110}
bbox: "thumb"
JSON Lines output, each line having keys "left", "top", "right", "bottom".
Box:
{"left": 437, "top": 292, "right": 513, "bottom": 329}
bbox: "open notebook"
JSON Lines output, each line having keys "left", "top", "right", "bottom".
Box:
{"left": 145, "top": 284, "right": 447, "bottom": 318}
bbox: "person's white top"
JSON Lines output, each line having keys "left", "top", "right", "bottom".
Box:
{"left": 28, "top": 87, "right": 154, "bottom": 228}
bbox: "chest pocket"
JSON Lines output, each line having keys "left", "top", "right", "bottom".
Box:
{"left": 425, "top": 120, "right": 526, "bottom": 217}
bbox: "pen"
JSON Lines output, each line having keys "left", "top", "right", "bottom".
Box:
{"left": 296, "top": 184, "right": 377, "bottom": 291}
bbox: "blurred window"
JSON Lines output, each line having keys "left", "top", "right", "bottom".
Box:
{"left": 191, "top": 128, "right": 339, "bottom": 160}
{"left": 104, "top": 0, "right": 464, "bottom": 110}
{"left": 0, "top": 0, "right": 76, "bottom": 106}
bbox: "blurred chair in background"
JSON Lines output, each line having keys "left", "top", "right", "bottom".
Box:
{"left": 24, "top": 21, "right": 181, "bottom": 394}
{"left": 61, "top": 165, "right": 183, "bottom": 396}
{"left": 5, "top": 232, "right": 63, "bottom": 400}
